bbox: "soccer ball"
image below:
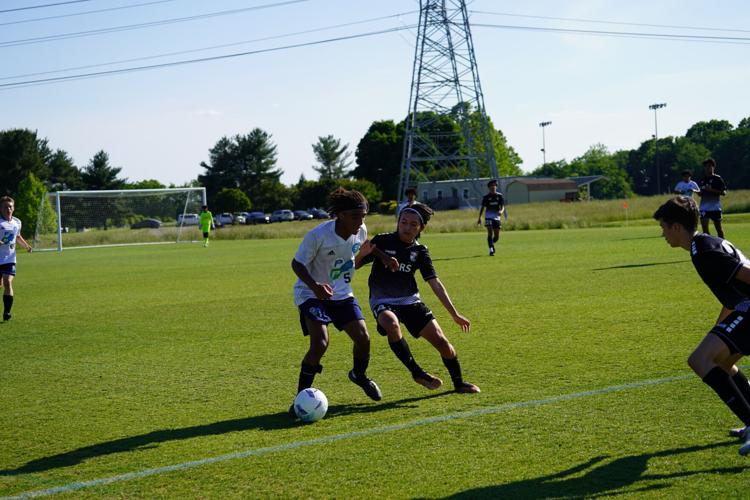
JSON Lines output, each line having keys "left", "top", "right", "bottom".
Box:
{"left": 293, "top": 388, "right": 328, "bottom": 423}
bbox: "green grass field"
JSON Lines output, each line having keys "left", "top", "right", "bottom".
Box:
{"left": 3, "top": 216, "right": 750, "bottom": 498}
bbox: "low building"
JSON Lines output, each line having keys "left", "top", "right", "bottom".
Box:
{"left": 505, "top": 178, "right": 579, "bottom": 204}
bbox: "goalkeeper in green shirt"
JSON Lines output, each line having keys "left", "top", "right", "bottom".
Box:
{"left": 199, "top": 205, "right": 214, "bottom": 247}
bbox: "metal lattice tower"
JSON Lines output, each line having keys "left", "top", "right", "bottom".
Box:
{"left": 398, "top": 0, "right": 499, "bottom": 202}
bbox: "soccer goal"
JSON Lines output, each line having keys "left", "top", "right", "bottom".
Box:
{"left": 33, "top": 187, "right": 207, "bottom": 251}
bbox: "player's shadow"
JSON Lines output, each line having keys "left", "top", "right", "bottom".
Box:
{"left": 592, "top": 260, "right": 686, "bottom": 271}
{"left": 435, "top": 441, "right": 746, "bottom": 499}
{"left": 0, "top": 392, "right": 448, "bottom": 476}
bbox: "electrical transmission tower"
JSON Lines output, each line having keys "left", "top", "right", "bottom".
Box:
{"left": 398, "top": 0, "right": 499, "bottom": 203}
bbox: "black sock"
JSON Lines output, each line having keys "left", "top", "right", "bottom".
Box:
{"left": 487, "top": 236, "right": 493, "bottom": 248}
{"left": 703, "top": 366, "right": 750, "bottom": 426}
{"left": 733, "top": 370, "right": 750, "bottom": 407}
{"left": 353, "top": 356, "right": 369, "bottom": 379}
{"left": 442, "top": 356, "right": 463, "bottom": 387}
{"left": 297, "top": 363, "right": 322, "bottom": 393}
{"left": 493, "top": 235, "right": 499, "bottom": 243}
{"left": 3, "top": 295, "right": 12, "bottom": 314}
{"left": 389, "top": 338, "right": 422, "bottom": 375}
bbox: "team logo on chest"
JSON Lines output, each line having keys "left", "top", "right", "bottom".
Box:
{"left": 409, "top": 251, "right": 418, "bottom": 262}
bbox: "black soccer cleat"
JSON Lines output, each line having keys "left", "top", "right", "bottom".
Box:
{"left": 489, "top": 246, "right": 495, "bottom": 256}
{"left": 3, "top": 312, "right": 10, "bottom": 321}
{"left": 348, "top": 370, "right": 382, "bottom": 401}
{"left": 288, "top": 404, "right": 298, "bottom": 420}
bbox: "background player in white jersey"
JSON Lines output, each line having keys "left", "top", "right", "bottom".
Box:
{"left": 673, "top": 170, "right": 700, "bottom": 198}
{"left": 356, "top": 203, "right": 480, "bottom": 394}
{"left": 477, "top": 179, "right": 505, "bottom": 256}
{"left": 0, "top": 196, "right": 33, "bottom": 321}
{"left": 289, "top": 188, "right": 397, "bottom": 417}
{"left": 654, "top": 196, "right": 750, "bottom": 455}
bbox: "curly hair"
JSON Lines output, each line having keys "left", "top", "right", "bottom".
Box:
{"left": 327, "top": 188, "right": 368, "bottom": 215}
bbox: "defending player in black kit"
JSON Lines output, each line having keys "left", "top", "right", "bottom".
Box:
{"left": 654, "top": 196, "right": 750, "bottom": 455}
{"left": 477, "top": 179, "right": 505, "bottom": 256}
{"left": 356, "top": 203, "right": 480, "bottom": 393}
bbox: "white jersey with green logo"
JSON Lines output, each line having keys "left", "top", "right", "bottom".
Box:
{"left": 0, "top": 216, "right": 22, "bottom": 265}
{"left": 293, "top": 220, "right": 367, "bottom": 306}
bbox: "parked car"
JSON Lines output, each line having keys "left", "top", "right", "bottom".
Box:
{"left": 216, "top": 213, "right": 234, "bottom": 225}
{"left": 270, "top": 209, "right": 294, "bottom": 222}
{"left": 233, "top": 212, "right": 248, "bottom": 225}
{"left": 309, "top": 208, "right": 329, "bottom": 219}
{"left": 293, "top": 210, "right": 313, "bottom": 221}
{"left": 177, "top": 213, "right": 199, "bottom": 226}
{"left": 131, "top": 218, "right": 162, "bottom": 229}
{"left": 246, "top": 211, "right": 270, "bottom": 224}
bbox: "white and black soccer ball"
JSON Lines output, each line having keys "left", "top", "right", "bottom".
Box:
{"left": 293, "top": 388, "right": 328, "bottom": 423}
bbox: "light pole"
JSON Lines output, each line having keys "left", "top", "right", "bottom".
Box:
{"left": 649, "top": 103, "right": 667, "bottom": 194}
{"left": 539, "top": 121, "right": 551, "bottom": 165}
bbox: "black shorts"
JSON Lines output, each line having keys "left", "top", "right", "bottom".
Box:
{"left": 372, "top": 302, "right": 434, "bottom": 338}
{"left": 298, "top": 297, "right": 365, "bottom": 336}
{"left": 484, "top": 219, "right": 501, "bottom": 229}
{"left": 0, "top": 263, "right": 16, "bottom": 276}
{"left": 700, "top": 210, "right": 722, "bottom": 222}
{"left": 202, "top": 231, "right": 210, "bottom": 238}
{"left": 711, "top": 310, "right": 750, "bottom": 355}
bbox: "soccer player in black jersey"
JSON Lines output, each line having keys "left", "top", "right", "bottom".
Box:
{"left": 654, "top": 196, "right": 750, "bottom": 455}
{"left": 477, "top": 179, "right": 505, "bottom": 256}
{"left": 356, "top": 203, "right": 480, "bottom": 393}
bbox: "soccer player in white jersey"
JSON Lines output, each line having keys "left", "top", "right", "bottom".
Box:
{"left": 289, "top": 188, "right": 397, "bottom": 417}
{"left": 357, "top": 203, "right": 480, "bottom": 393}
{"left": 0, "top": 196, "right": 33, "bottom": 321}
{"left": 654, "top": 196, "right": 750, "bottom": 456}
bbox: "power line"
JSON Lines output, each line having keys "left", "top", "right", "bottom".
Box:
{"left": 0, "top": 10, "right": 418, "bottom": 81}
{"left": 471, "top": 10, "right": 750, "bottom": 35}
{"left": 0, "top": 0, "right": 180, "bottom": 27}
{"left": 0, "top": 0, "right": 92, "bottom": 14}
{"left": 0, "top": 0, "right": 310, "bottom": 48}
{"left": 472, "top": 23, "right": 750, "bottom": 44}
{"left": 0, "top": 24, "right": 417, "bottom": 90}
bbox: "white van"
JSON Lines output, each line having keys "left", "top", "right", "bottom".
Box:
{"left": 177, "top": 213, "right": 199, "bottom": 226}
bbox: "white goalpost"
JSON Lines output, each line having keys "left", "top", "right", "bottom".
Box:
{"left": 33, "top": 187, "right": 207, "bottom": 251}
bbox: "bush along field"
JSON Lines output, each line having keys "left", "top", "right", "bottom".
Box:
{"left": 2, "top": 217, "right": 750, "bottom": 497}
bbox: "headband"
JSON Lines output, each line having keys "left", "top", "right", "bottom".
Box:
{"left": 401, "top": 207, "right": 424, "bottom": 224}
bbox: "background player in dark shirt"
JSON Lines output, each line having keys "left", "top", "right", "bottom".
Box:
{"left": 477, "top": 179, "right": 505, "bottom": 256}
{"left": 654, "top": 196, "right": 750, "bottom": 455}
{"left": 697, "top": 158, "right": 727, "bottom": 239}
{"left": 356, "top": 203, "right": 480, "bottom": 393}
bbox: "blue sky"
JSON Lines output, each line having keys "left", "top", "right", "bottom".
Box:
{"left": 2, "top": 0, "right": 749, "bottom": 186}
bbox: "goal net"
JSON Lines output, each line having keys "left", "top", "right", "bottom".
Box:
{"left": 33, "top": 187, "right": 207, "bottom": 251}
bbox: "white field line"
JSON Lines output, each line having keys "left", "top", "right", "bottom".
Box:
{"left": 3, "top": 373, "right": 693, "bottom": 499}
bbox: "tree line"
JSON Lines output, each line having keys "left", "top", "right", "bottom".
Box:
{"left": 2, "top": 113, "right": 749, "bottom": 218}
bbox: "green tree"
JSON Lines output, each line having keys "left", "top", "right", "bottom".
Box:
{"left": 81, "top": 150, "right": 126, "bottom": 190}
{"left": 352, "top": 120, "right": 403, "bottom": 201}
{"left": 253, "top": 179, "right": 292, "bottom": 212}
{"left": 14, "top": 173, "right": 54, "bottom": 238}
{"left": 198, "top": 128, "right": 282, "bottom": 204}
{"left": 47, "top": 150, "right": 82, "bottom": 191}
{"left": 0, "top": 129, "right": 52, "bottom": 196}
{"left": 214, "top": 188, "right": 252, "bottom": 213}
{"left": 685, "top": 119, "right": 733, "bottom": 151}
{"left": 312, "top": 135, "right": 352, "bottom": 181}
{"left": 127, "top": 179, "right": 165, "bottom": 189}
